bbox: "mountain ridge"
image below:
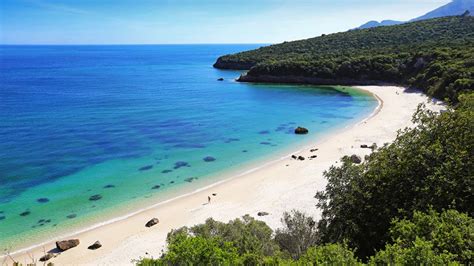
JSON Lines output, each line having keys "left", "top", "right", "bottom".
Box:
{"left": 357, "top": 0, "right": 473, "bottom": 29}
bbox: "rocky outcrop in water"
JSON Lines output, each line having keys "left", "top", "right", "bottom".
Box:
{"left": 295, "top": 127, "right": 309, "bottom": 135}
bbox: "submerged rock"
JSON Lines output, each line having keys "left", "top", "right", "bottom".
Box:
{"left": 184, "top": 177, "right": 196, "bottom": 183}
{"left": 0, "top": 215, "right": 5, "bottom": 220}
{"left": 258, "top": 130, "right": 270, "bottom": 135}
{"left": 56, "top": 239, "right": 80, "bottom": 251}
{"left": 162, "top": 169, "right": 172, "bottom": 174}
{"left": 103, "top": 184, "right": 115, "bottom": 189}
{"left": 203, "top": 156, "right": 216, "bottom": 162}
{"left": 88, "top": 241, "right": 102, "bottom": 250}
{"left": 89, "top": 194, "right": 102, "bottom": 201}
{"left": 217, "top": 78, "right": 224, "bottom": 81}
{"left": 295, "top": 127, "right": 309, "bottom": 135}
{"left": 145, "top": 218, "right": 159, "bottom": 227}
{"left": 37, "top": 198, "right": 50, "bottom": 203}
{"left": 224, "top": 138, "right": 240, "bottom": 143}
{"left": 174, "top": 161, "right": 190, "bottom": 169}
{"left": 20, "top": 211, "right": 31, "bottom": 216}
{"left": 139, "top": 165, "right": 153, "bottom": 171}
{"left": 67, "top": 214, "right": 77, "bottom": 219}
{"left": 152, "top": 185, "right": 161, "bottom": 190}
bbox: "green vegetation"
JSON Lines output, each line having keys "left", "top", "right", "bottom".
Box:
{"left": 137, "top": 210, "right": 472, "bottom": 265}
{"left": 137, "top": 15, "right": 474, "bottom": 265}
{"left": 138, "top": 92, "right": 473, "bottom": 265}
{"left": 316, "top": 93, "right": 473, "bottom": 259}
{"left": 214, "top": 16, "right": 474, "bottom": 102}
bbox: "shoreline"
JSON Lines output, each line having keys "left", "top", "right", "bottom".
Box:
{"left": 6, "top": 86, "right": 441, "bottom": 265}
{"left": 1, "top": 86, "right": 375, "bottom": 258}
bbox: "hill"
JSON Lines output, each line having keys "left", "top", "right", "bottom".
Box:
{"left": 357, "top": 0, "right": 473, "bottom": 29}
{"left": 214, "top": 16, "right": 474, "bottom": 102}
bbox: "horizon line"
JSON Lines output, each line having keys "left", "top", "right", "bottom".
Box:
{"left": 0, "top": 43, "right": 272, "bottom": 46}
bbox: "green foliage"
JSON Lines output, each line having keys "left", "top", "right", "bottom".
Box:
{"left": 388, "top": 209, "right": 474, "bottom": 264}
{"left": 274, "top": 210, "right": 319, "bottom": 259}
{"left": 315, "top": 93, "right": 474, "bottom": 259}
{"left": 167, "top": 215, "right": 280, "bottom": 258}
{"left": 215, "top": 16, "right": 474, "bottom": 102}
{"left": 136, "top": 210, "right": 472, "bottom": 265}
{"left": 137, "top": 236, "right": 240, "bottom": 265}
{"left": 298, "top": 243, "right": 360, "bottom": 265}
{"left": 369, "top": 238, "right": 458, "bottom": 265}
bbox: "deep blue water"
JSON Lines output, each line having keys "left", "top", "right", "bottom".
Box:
{"left": 0, "top": 45, "right": 377, "bottom": 250}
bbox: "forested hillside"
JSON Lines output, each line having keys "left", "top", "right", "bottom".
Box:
{"left": 214, "top": 16, "right": 474, "bottom": 102}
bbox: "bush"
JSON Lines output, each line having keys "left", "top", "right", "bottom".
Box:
{"left": 315, "top": 92, "right": 474, "bottom": 259}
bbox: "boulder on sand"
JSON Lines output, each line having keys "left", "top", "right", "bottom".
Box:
{"left": 146, "top": 218, "right": 159, "bottom": 227}
{"left": 56, "top": 239, "right": 80, "bottom": 251}
{"left": 350, "top": 154, "right": 362, "bottom": 164}
{"left": 294, "top": 127, "right": 309, "bottom": 135}
{"left": 88, "top": 241, "right": 102, "bottom": 250}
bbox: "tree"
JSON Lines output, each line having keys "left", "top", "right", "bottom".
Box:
{"left": 274, "top": 210, "right": 319, "bottom": 259}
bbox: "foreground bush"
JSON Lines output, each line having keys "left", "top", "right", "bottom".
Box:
{"left": 315, "top": 93, "right": 474, "bottom": 259}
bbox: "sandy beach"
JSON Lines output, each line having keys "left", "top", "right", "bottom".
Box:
{"left": 6, "top": 86, "right": 443, "bottom": 265}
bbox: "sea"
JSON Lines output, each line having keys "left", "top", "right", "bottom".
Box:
{"left": 0, "top": 44, "right": 377, "bottom": 252}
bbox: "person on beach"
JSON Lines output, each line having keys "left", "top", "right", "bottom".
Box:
{"left": 208, "top": 196, "right": 211, "bottom": 204}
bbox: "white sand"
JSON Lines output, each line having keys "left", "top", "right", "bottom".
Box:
{"left": 6, "top": 86, "right": 443, "bottom": 265}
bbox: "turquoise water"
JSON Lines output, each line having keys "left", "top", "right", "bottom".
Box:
{"left": 0, "top": 45, "right": 377, "bottom": 251}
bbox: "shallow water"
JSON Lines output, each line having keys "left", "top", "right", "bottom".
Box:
{"left": 0, "top": 45, "right": 377, "bottom": 251}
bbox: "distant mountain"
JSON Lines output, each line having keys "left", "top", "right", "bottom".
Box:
{"left": 412, "top": 0, "right": 474, "bottom": 21}
{"left": 357, "top": 0, "right": 473, "bottom": 29}
{"left": 358, "top": 20, "right": 403, "bottom": 29}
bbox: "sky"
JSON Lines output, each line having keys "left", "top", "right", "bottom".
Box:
{"left": 0, "top": 0, "right": 451, "bottom": 44}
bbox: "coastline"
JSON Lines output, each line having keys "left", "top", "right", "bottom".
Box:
{"left": 6, "top": 86, "right": 442, "bottom": 265}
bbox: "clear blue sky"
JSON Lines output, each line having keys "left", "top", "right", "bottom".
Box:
{"left": 0, "top": 0, "right": 450, "bottom": 44}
